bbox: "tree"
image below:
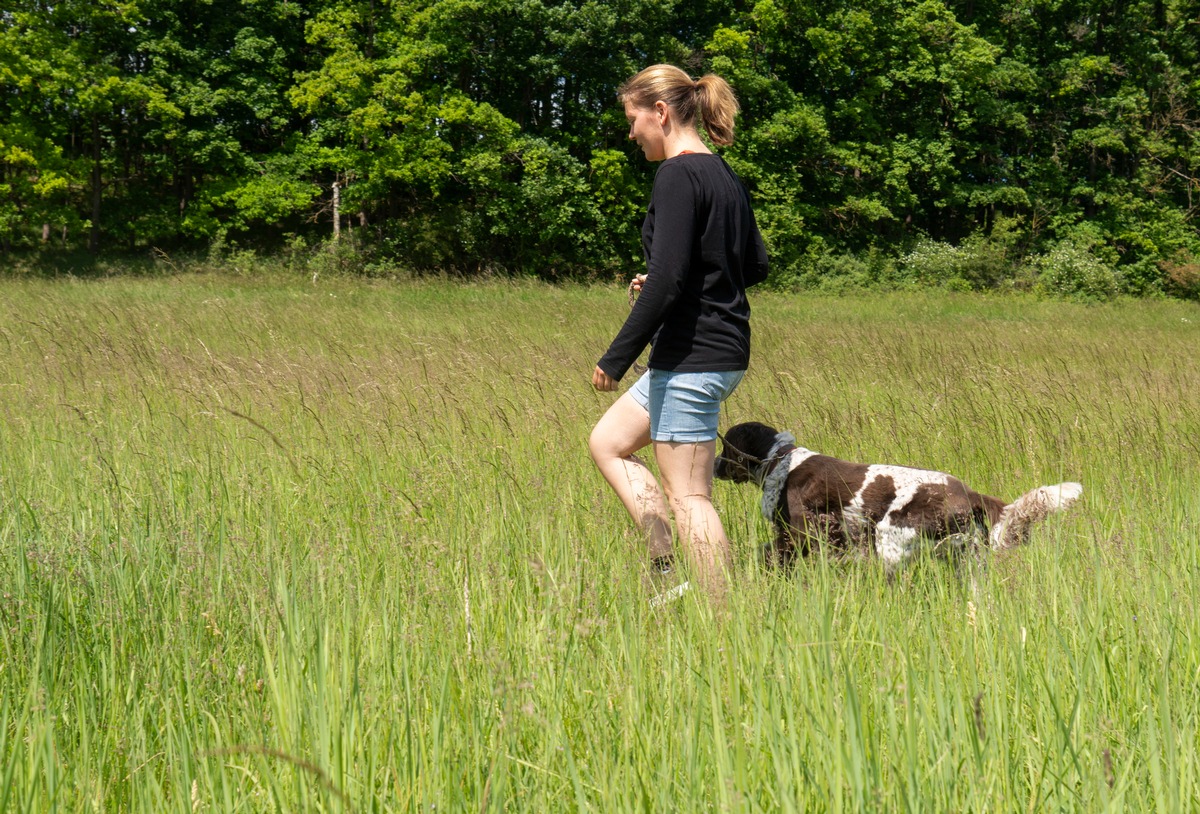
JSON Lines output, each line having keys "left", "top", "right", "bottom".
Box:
{"left": 0, "top": 0, "right": 1196, "bottom": 287}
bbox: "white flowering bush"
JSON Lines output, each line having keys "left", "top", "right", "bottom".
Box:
{"left": 899, "top": 225, "right": 1020, "bottom": 291}
{"left": 1034, "top": 239, "right": 1123, "bottom": 301}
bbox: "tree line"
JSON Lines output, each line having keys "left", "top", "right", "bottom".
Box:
{"left": 2, "top": 0, "right": 1199, "bottom": 295}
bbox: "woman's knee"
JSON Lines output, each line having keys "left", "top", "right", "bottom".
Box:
{"left": 589, "top": 394, "right": 651, "bottom": 466}
{"left": 589, "top": 426, "right": 638, "bottom": 472}
{"left": 588, "top": 424, "right": 612, "bottom": 465}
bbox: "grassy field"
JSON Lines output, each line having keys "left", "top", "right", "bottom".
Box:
{"left": 1, "top": 272, "right": 1198, "bottom": 812}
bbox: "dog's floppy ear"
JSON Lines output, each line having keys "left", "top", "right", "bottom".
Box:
{"left": 728, "top": 422, "right": 782, "bottom": 461}
{"left": 717, "top": 423, "right": 779, "bottom": 475}
{"left": 717, "top": 426, "right": 758, "bottom": 462}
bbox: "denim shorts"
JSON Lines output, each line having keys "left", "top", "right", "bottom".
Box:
{"left": 628, "top": 369, "right": 746, "bottom": 443}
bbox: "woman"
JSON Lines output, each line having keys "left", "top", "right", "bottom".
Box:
{"left": 589, "top": 64, "right": 769, "bottom": 603}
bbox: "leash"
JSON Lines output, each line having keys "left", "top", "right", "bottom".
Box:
{"left": 627, "top": 277, "right": 648, "bottom": 375}
{"left": 715, "top": 431, "right": 793, "bottom": 470}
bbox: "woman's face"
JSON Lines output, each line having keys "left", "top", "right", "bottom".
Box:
{"left": 624, "top": 100, "right": 666, "bottom": 162}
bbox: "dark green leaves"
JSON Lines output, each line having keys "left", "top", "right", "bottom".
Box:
{"left": 0, "top": 0, "right": 1196, "bottom": 288}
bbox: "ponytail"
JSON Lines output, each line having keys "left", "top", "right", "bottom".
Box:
{"left": 618, "top": 64, "right": 741, "bottom": 146}
{"left": 694, "top": 74, "right": 738, "bottom": 146}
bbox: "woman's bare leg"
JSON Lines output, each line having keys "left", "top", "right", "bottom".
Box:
{"left": 588, "top": 393, "right": 673, "bottom": 559}
{"left": 654, "top": 439, "right": 731, "bottom": 602}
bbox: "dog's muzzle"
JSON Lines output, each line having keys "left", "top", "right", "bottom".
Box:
{"left": 714, "top": 454, "right": 752, "bottom": 483}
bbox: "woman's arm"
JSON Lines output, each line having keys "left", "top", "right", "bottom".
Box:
{"left": 744, "top": 191, "right": 769, "bottom": 287}
{"left": 596, "top": 163, "right": 698, "bottom": 380}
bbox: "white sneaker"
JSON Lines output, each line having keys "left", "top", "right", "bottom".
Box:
{"left": 649, "top": 580, "right": 691, "bottom": 608}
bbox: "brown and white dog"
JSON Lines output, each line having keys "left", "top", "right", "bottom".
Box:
{"left": 715, "top": 421, "right": 1083, "bottom": 576}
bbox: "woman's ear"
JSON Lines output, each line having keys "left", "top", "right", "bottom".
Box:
{"left": 654, "top": 100, "right": 669, "bottom": 124}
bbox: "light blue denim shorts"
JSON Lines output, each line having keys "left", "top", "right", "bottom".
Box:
{"left": 628, "top": 369, "right": 746, "bottom": 443}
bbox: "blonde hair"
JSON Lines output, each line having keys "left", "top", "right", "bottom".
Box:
{"left": 617, "top": 64, "right": 740, "bottom": 146}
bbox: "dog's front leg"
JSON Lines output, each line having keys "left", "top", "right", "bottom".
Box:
{"left": 772, "top": 508, "right": 831, "bottom": 567}
{"left": 874, "top": 524, "right": 915, "bottom": 582}
{"left": 763, "top": 524, "right": 796, "bottom": 568}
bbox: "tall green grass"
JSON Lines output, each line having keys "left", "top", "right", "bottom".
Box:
{"left": 1, "top": 274, "right": 1198, "bottom": 811}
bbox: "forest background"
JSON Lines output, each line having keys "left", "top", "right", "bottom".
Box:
{"left": 2, "top": 0, "right": 1200, "bottom": 299}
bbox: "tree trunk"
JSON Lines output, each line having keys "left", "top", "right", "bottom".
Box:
{"left": 332, "top": 181, "right": 341, "bottom": 241}
{"left": 178, "top": 163, "right": 192, "bottom": 217}
{"left": 89, "top": 115, "right": 102, "bottom": 253}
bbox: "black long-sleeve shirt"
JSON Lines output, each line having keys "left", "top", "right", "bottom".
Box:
{"left": 597, "top": 153, "right": 769, "bottom": 381}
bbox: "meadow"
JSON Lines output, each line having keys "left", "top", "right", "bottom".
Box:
{"left": 1, "top": 272, "right": 1198, "bottom": 812}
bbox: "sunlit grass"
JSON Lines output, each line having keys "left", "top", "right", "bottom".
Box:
{"left": 1, "top": 274, "right": 1198, "bottom": 811}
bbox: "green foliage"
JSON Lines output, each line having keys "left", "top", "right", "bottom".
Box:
{"left": 770, "top": 242, "right": 901, "bottom": 292}
{"left": 1034, "top": 237, "right": 1124, "bottom": 301}
{"left": 900, "top": 217, "right": 1028, "bottom": 291}
{"left": 0, "top": 0, "right": 1197, "bottom": 289}
{"left": 902, "top": 240, "right": 987, "bottom": 292}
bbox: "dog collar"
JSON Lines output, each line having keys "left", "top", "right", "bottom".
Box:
{"left": 760, "top": 433, "right": 818, "bottom": 521}
{"left": 760, "top": 432, "right": 796, "bottom": 520}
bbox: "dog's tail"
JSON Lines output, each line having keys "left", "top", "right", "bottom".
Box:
{"left": 990, "top": 482, "right": 1083, "bottom": 550}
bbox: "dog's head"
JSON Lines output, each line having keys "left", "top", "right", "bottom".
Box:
{"left": 715, "top": 421, "right": 787, "bottom": 483}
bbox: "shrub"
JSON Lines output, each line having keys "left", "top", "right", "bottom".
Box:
{"left": 1033, "top": 239, "right": 1123, "bottom": 301}
{"left": 779, "top": 242, "right": 900, "bottom": 291}
{"left": 900, "top": 240, "right": 972, "bottom": 290}
{"left": 1159, "top": 252, "right": 1200, "bottom": 301}
{"left": 898, "top": 218, "right": 1026, "bottom": 291}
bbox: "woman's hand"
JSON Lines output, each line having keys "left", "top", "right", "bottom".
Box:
{"left": 592, "top": 366, "right": 618, "bottom": 392}
{"left": 627, "top": 273, "right": 648, "bottom": 307}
